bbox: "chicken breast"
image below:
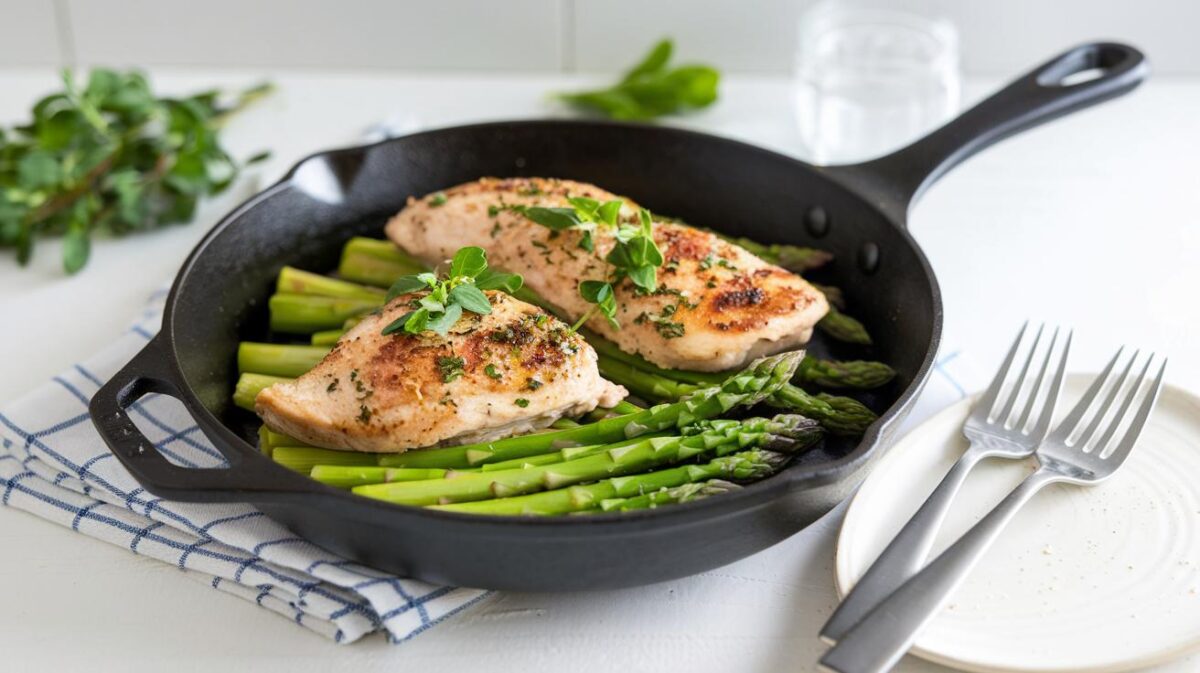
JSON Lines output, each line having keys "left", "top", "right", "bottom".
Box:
{"left": 255, "top": 291, "right": 626, "bottom": 453}
{"left": 385, "top": 177, "right": 828, "bottom": 372}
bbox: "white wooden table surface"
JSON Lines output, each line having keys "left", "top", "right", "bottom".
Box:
{"left": 0, "top": 69, "right": 1197, "bottom": 672}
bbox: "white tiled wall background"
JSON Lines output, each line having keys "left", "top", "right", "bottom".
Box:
{"left": 4, "top": 0, "right": 1198, "bottom": 74}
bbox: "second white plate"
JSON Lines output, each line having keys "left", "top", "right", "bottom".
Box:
{"left": 836, "top": 374, "right": 1200, "bottom": 673}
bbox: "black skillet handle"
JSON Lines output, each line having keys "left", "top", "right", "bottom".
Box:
{"left": 89, "top": 336, "right": 323, "bottom": 502}
{"left": 826, "top": 42, "right": 1148, "bottom": 224}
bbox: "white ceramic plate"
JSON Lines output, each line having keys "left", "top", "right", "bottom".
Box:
{"left": 836, "top": 374, "right": 1200, "bottom": 673}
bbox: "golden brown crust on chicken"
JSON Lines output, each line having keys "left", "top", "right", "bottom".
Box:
{"left": 385, "top": 177, "right": 828, "bottom": 372}
{"left": 255, "top": 291, "right": 625, "bottom": 453}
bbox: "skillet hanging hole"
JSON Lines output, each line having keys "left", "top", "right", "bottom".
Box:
{"left": 1056, "top": 68, "right": 1106, "bottom": 87}
{"left": 857, "top": 242, "right": 881, "bottom": 275}
{"left": 126, "top": 392, "right": 232, "bottom": 469}
{"left": 804, "top": 206, "right": 830, "bottom": 238}
{"left": 1035, "top": 43, "right": 1131, "bottom": 88}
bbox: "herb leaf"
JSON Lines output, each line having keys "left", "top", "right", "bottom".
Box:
{"left": 449, "top": 246, "right": 488, "bottom": 279}
{"left": 380, "top": 246, "right": 522, "bottom": 338}
{"left": 0, "top": 68, "right": 271, "bottom": 273}
{"left": 521, "top": 207, "right": 582, "bottom": 231}
{"left": 557, "top": 39, "right": 719, "bottom": 120}
{"left": 449, "top": 283, "right": 491, "bottom": 315}
{"left": 426, "top": 303, "right": 463, "bottom": 335}
{"left": 475, "top": 268, "right": 524, "bottom": 293}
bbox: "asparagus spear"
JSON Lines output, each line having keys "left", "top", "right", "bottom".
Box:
{"left": 276, "top": 266, "right": 386, "bottom": 300}
{"left": 378, "top": 351, "right": 802, "bottom": 469}
{"left": 272, "top": 445, "right": 379, "bottom": 473}
{"left": 356, "top": 414, "right": 819, "bottom": 506}
{"left": 705, "top": 229, "right": 834, "bottom": 273}
{"left": 795, "top": 357, "right": 895, "bottom": 389}
{"left": 818, "top": 306, "right": 872, "bottom": 345}
{"left": 769, "top": 387, "right": 877, "bottom": 436}
{"left": 310, "top": 465, "right": 450, "bottom": 489}
{"left": 233, "top": 373, "right": 290, "bottom": 410}
{"left": 581, "top": 399, "right": 642, "bottom": 421}
{"left": 599, "top": 479, "right": 741, "bottom": 512}
{"left": 238, "top": 342, "right": 328, "bottom": 377}
{"left": 268, "top": 293, "right": 379, "bottom": 333}
{"left": 337, "top": 236, "right": 427, "bottom": 287}
{"left": 432, "top": 443, "right": 807, "bottom": 516}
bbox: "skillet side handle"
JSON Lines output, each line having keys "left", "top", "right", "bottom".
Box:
{"left": 827, "top": 42, "right": 1148, "bottom": 224}
{"left": 89, "top": 336, "right": 322, "bottom": 502}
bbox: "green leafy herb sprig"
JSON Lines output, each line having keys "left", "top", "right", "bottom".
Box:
{"left": 0, "top": 68, "right": 271, "bottom": 273}
{"left": 576, "top": 208, "right": 664, "bottom": 331}
{"left": 381, "top": 246, "right": 523, "bottom": 337}
{"left": 557, "top": 39, "right": 719, "bottom": 120}
{"left": 513, "top": 195, "right": 623, "bottom": 253}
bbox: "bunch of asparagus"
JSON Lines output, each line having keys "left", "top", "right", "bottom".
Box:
{"left": 235, "top": 232, "right": 895, "bottom": 514}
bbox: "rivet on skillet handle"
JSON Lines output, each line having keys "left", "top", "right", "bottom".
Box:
{"left": 89, "top": 336, "right": 324, "bottom": 502}
{"left": 822, "top": 42, "right": 1148, "bottom": 225}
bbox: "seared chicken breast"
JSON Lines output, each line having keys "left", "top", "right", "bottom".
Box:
{"left": 255, "top": 291, "right": 626, "bottom": 453}
{"left": 385, "top": 177, "right": 828, "bottom": 372}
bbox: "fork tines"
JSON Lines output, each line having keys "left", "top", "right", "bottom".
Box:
{"left": 977, "top": 322, "right": 1073, "bottom": 437}
{"left": 1054, "top": 348, "right": 1168, "bottom": 461}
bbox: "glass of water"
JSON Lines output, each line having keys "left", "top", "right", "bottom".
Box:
{"left": 794, "top": 1, "right": 960, "bottom": 165}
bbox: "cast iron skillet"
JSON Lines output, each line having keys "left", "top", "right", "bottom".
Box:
{"left": 90, "top": 43, "right": 1145, "bottom": 591}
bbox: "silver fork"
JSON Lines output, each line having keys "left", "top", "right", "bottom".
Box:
{"left": 821, "top": 323, "right": 1071, "bottom": 643}
{"left": 820, "top": 348, "right": 1168, "bottom": 673}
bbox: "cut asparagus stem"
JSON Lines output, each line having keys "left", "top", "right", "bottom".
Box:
{"left": 261, "top": 426, "right": 310, "bottom": 450}
{"left": 337, "top": 237, "right": 428, "bottom": 287}
{"left": 233, "top": 373, "right": 291, "bottom": 410}
{"left": 269, "top": 293, "right": 379, "bottom": 333}
{"left": 238, "top": 342, "right": 329, "bottom": 377}
{"left": 257, "top": 425, "right": 273, "bottom": 457}
{"left": 272, "top": 445, "right": 380, "bottom": 474}
{"left": 818, "top": 305, "right": 872, "bottom": 345}
{"left": 599, "top": 479, "right": 743, "bottom": 512}
{"left": 276, "top": 266, "right": 386, "bottom": 300}
{"left": 811, "top": 283, "right": 845, "bottom": 309}
{"left": 377, "top": 351, "right": 803, "bottom": 469}
{"left": 310, "top": 465, "right": 450, "bottom": 489}
{"left": 549, "top": 417, "right": 582, "bottom": 430}
{"left": 311, "top": 328, "right": 345, "bottom": 346}
{"left": 357, "top": 414, "right": 819, "bottom": 506}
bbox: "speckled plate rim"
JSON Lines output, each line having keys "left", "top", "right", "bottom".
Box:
{"left": 834, "top": 375, "right": 1200, "bottom": 673}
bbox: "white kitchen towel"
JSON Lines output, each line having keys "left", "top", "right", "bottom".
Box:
{"left": 0, "top": 289, "right": 491, "bottom": 644}
{"left": 0, "top": 287, "right": 981, "bottom": 644}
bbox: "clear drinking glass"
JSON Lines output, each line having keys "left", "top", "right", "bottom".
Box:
{"left": 794, "top": 1, "right": 960, "bottom": 164}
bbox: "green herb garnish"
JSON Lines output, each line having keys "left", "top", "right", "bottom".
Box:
{"left": 556, "top": 39, "right": 719, "bottom": 120}
{"left": 573, "top": 208, "right": 664, "bottom": 331}
{"left": 381, "top": 246, "right": 523, "bottom": 337}
{"left": 484, "top": 364, "right": 503, "bottom": 380}
{"left": 0, "top": 68, "right": 271, "bottom": 273}
{"left": 437, "top": 355, "right": 465, "bottom": 382}
{"left": 429, "top": 192, "right": 448, "bottom": 206}
{"left": 514, "top": 398, "right": 530, "bottom": 408}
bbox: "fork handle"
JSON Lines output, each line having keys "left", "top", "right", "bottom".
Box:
{"left": 821, "top": 449, "right": 985, "bottom": 642}
{"left": 819, "top": 469, "right": 1059, "bottom": 673}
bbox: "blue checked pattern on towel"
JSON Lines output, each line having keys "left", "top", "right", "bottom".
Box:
{"left": 0, "top": 289, "right": 492, "bottom": 643}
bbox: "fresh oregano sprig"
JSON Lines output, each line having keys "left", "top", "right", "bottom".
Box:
{"left": 381, "top": 246, "right": 523, "bottom": 337}
{"left": 511, "top": 195, "right": 622, "bottom": 253}
{"left": 0, "top": 68, "right": 271, "bottom": 273}
{"left": 574, "top": 208, "right": 664, "bottom": 332}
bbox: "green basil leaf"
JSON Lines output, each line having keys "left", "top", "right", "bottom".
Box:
{"left": 626, "top": 264, "right": 658, "bottom": 292}
{"left": 449, "top": 283, "right": 492, "bottom": 315}
{"left": 567, "top": 196, "right": 600, "bottom": 221}
{"left": 17, "top": 151, "right": 61, "bottom": 189}
{"left": 579, "top": 280, "right": 613, "bottom": 304}
{"left": 404, "top": 308, "right": 431, "bottom": 334}
{"left": 387, "top": 274, "right": 434, "bottom": 300}
{"left": 382, "top": 309, "right": 421, "bottom": 335}
{"left": 522, "top": 207, "right": 582, "bottom": 231}
{"left": 449, "top": 245, "right": 488, "bottom": 279}
{"left": 474, "top": 269, "right": 524, "bottom": 293}
{"left": 427, "top": 303, "right": 463, "bottom": 335}
{"left": 621, "top": 39, "right": 673, "bottom": 83}
{"left": 418, "top": 296, "right": 445, "bottom": 313}
{"left": 597, "top": 200, "right": 623, "bottom": 226}
{"left": 62, "top": 227, "right": 90, "bottom": 274}
{"left": 578, "top": 229, "right": 595, "bottom": 253}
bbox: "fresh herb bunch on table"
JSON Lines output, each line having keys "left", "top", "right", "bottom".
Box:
{"left": 557, "top": 39, "right": 720, "bottom": 120}
{"left": 0, "top": 68, "right": 270, "bottom": 272}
